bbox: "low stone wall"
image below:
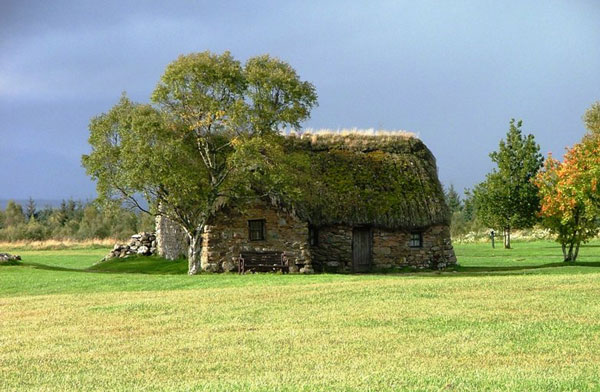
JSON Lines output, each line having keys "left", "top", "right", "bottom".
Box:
{"left": 201, "top": 201, "right": 312, "bottom": 273}
{"left": 0, "top": 253, "right": 21, "bottom": 264}
{"left": 103, "top": 232, "right": 158, "bottom": 260}
{"left": 312, "top": 225, "right": 456, "bottom": 272}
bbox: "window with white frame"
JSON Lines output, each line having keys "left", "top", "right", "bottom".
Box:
{"left": 409, "top": 232, "right": 422, "bottom": 248}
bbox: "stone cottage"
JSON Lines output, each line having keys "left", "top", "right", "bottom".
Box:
{"left": 157, "top": 130, "right": 456, "bottom": 273}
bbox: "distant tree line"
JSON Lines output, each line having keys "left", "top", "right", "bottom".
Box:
{"left": 0, "top": 199, "right": 154, "bottom": 242}
{"left": 443, "top": 185, "right": 482, "bottom": 239}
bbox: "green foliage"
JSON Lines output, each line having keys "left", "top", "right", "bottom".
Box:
{"left": 0, "top": 200, "right": 153, "bottom": 242}
{"left": 473, "top": 119, "right": 544, "bottom": 246}
{"left": 25, "top": 197, "right": 36, "bottom": 220}
{"left": 24, "top": 217, "right": 47, "bottom": 241}
{"left": 584, "top": 101, "right": 600, "bottom": 134}
{"left": 245, "top": 54, "right": 318, "bottom": 133}
{"left": 535, "top": 108, "right": 600, "bottom": 262}
{"left": 4, "top": 200, "right": 26, "bottom": 227}
{"left": 444, "top": 184, "right": 462, "bottom": 214}
{"left": 462, "top": 188, "right": 476, "bottom": 221}
{"left": 443, "top": 187, "right": 487, "bottom": 238}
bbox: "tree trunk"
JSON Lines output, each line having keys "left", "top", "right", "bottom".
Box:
{"left": 563, "top": 239, "right": 581, "bottom": 262}
{"left": 187, "top": 232, "right": 202, "bottom": 275}
{"left": 504, "top": 227, "right": 511, "bottom": 249}
{"left": 561, "top": 243, "right": 567, "bottom": 261}
{"left": 568, "top": 215, "right": 581, "bottom": 262}
{"left": 573, "top": 241, "right": 581, "bottom": 262}
{"left": 565, "top": 242, "right": 573, "bottom": 261}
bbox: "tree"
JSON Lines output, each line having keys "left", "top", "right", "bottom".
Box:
{"left": 83, "top": 51, "right": 317, "bottom": 274}
{"left": 584, "top": 101, "right": 600, "bottom": 135}
{"left": 25, "top": 197, "right": 36, "bottom": 221}
{"left": 77, "top": 204, "right": 109, "bottom": 239}
{"left": 534, "top": 144, "right": 600, "bottom": 261}
{"left": 462, "top": 188, "right": 475, "bottom": 222}
{"left": 444, "top": 184, "right": 462, "bottom": 214}
{"left": 534, "top": 101, "right": 600, "bottom": 261}
{"left": 473, "top": 119, "right": 543, "bottom": 248}
{"left": 4, "top": 200, "right": 25, "bottom": 227}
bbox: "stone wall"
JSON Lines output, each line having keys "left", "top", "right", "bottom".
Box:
{"left": 156, "top": 204, "right": 456, "bottom": 273}
{"left": 0, "top": 253, "right": 21, "bottom": 264}
{"left": 372, "top": 225, "right": 456, "bottom": 269}
{"left": 311, "top": 224, "right": 456, "bottom": 272}
{"left": 103, "top": 232, "right": 158, "bottom": 260}
{"left": 310, "top": 226, "right": 353, "bottom": 271}
{"left": 156, "top": 215, "right": 187, "bottom": 260}
{"left": 200, "top": 201, "right": 312, "bottom": 273}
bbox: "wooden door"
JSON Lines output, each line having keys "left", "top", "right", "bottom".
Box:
{"left": 352, "top": 227, "right": 371, "bottom": 273}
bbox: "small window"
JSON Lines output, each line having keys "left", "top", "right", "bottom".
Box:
{"left": 248, "top": 219, "right": 266, "bottom": 241}
{"left": 309, "top": 225, "right": 318, "bottom": 246}
{"left": 409, "top": 232, "right": 422, "bottom": 248}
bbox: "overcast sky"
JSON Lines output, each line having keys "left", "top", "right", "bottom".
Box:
{"left": 1, "top": 0, "right": 599, "bottom": 201}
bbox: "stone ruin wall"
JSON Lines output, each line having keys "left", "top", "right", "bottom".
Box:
{"left": 312, "top": 224, "right": 456, "bottom": 272}
{"left": 200, "top": 201, "right": 312, "bottom": 273}
{"left": 104, "top": 232, "right": 158, "bottom": 260}
{"left": 156, "top": 215, "right": 187, "bottom": 260}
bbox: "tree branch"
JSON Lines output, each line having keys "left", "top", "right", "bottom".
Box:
{"left": 114, "top": 185, "right": 154, "bottom": 215}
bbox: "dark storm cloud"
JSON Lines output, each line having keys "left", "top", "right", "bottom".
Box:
{"left": 1, "top": 0, "right": 600, "bottom": 200}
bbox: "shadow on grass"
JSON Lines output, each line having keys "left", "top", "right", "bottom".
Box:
{"left": 13, "top": 256, "right": 188, "bottom": 275}
{"left": 355, "top": 260, "right": 600, "bottom": 278}
{"left": 453, "top": 261, "right": 600, "bottom": 274}
{"left": 15, "top": 262, "right": 96, "bottom": 273}
{"left": 0, "top": 260, "right": 23, "bottom": 267}
{"left": 8, "top": 257, "right": 600, "bottom": 278}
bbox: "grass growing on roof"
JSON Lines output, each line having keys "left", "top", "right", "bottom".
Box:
{"left": 1, "top": 240, "right": 600, "bottom": 390}
{"left": 277, "top": 131, "right": 449, "bottom": 229}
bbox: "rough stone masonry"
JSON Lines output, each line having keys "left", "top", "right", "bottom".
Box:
{"left": 103, "top": 232, "right": 158, "bottom": 261}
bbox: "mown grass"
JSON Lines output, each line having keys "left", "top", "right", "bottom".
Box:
{"left": 89, "top": 255, "right": 189, "bottom": 275}
{"left": 1, "top": 240, "right": 600, "bottom": 391}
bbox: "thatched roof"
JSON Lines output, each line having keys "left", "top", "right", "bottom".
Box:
{"left": 278, "top": 130, "right": 450, "bottom": 230}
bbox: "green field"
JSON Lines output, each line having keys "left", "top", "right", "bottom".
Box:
{"left": 1, "top": 241, "right": 600, "bottom": 391}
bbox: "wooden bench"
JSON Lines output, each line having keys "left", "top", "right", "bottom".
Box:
{"left": 238, "top": 251, "right": 289, "bottom": 274}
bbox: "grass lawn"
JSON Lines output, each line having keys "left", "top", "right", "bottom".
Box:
{"left": 1, "top": 240, "right": 600, "bottom": 391}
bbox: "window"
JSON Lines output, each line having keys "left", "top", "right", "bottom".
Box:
{"left": 409, "top": 232, "right": 422, "bottom": 248}
{"left": 309, "top": 225, "right": 318, "bottom": 246}
{"left": 248, "top": 219, "right": 265, "bottom": 241}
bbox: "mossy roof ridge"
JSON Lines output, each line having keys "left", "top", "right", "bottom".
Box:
{"left": 279, "top": 131, "right": 450, "bottom": 230}
{"left": 286, "top": 129, "right": 418, "bottom": 153}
